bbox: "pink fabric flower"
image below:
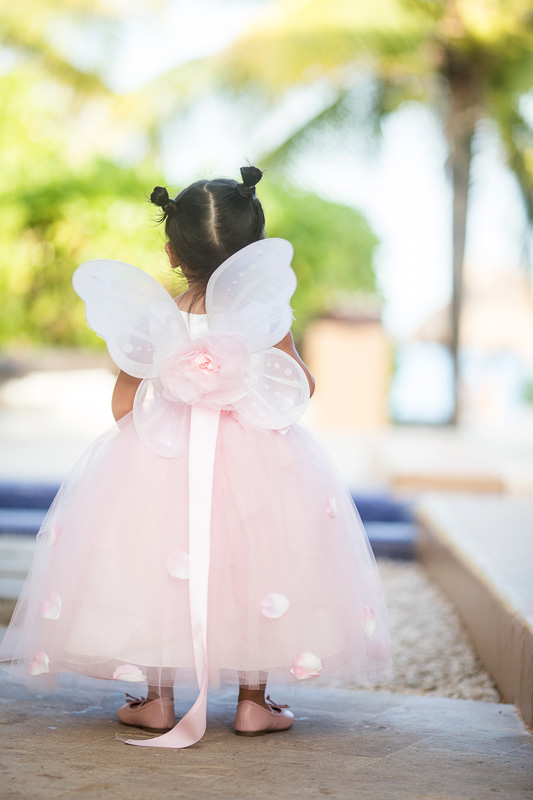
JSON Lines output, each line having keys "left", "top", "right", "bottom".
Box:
{"left": 112, "top": 664, "right": 146, "bottom": 683}
{"left": 41, "top": 592, "right": 61, "bottom": 620}
{"left": 360, "top": 605, "right": 377, "bottom": 637}
{"left": 290, "top": 651, "right": 323, "bottom": 680}
{"left": 30, "top": 651, "right": 50, "bottom": 676}
{"left": 49, "top": 522, "right": 62, "bottom": 545}
{"left": 160, "top": 334, "right": 251, "bottom": 408}
{"left": 260, "top": 592, "right": 290, "bottom": 619}
{"left": 325, "top": 497, "right": 337, "bottom": 518}
{"left": 166, "top": 550, "right": 190, "bottom": 579}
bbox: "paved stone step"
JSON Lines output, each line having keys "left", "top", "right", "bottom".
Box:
{"left": 416, "top": 493, "right": 533, "bottom": 730}
{"left": 0, "top": 558, "right": 35, "bottom": 579}
{"left": 0, "top": 678, "right": 530, "bottom": 799}
{"left": 364, "top": 522, "right": 415, "bottom": 559}
{"left": 0, "top": 509, "right": 48, "bottom": 535}
{"left": 0, "top": 576, "right": 27, "bottom": 601}
{"left": 0, "top": 482, "right": 58, "bottom": 509}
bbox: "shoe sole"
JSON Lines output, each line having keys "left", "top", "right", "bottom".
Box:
{"left": 119, "top": 721, "right": 174, "bottom": 734}
{"left": 234, "top": 726, "right": 293, "bottom": 737}
{"left": 141, "top": 726, "right": 174, "bottom": 733}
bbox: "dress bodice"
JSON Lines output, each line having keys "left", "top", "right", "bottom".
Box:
{"left": 178, "top": 309, "right": 209, "bottom": 340}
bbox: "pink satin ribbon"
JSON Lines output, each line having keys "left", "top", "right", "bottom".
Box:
{"left": 126, "top": 405, "right": 221, "bottom": 748}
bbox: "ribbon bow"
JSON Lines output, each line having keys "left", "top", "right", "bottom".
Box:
{"left": 124, "top": 693, "right": 145, "bottom": 707}
{"left": 265, "top": 695, "right": 291, "bottom": 711}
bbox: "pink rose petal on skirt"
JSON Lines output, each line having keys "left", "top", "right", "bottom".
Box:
{"left": 41, "top": 592, "right": 61, "bottom": 620}
{"left": 30, "top": 651, "right": 50, "bottom": 676}
{"left": 360, "top": 605, "right": 377, "bottom": 637}
{"left": 49, "top": 522, "right": 62, "bottom": 545}
{"left": 325, "top": 497, "right": 337, "bottom": 518}
{"left": 260, "top": 593, "right": 290, "bottom": 619}
{"left": 166, "top": 550, "right": 190, "bottom": 579}
{"left": 112, "top": 664, "right": 146, "bottom": 683}
{"left": 290, "top": 651, "right": 323, "bottom": 680}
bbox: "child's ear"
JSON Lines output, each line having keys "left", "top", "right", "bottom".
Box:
{"left": 165, "top": 242, "right": 179, "bottom": 268}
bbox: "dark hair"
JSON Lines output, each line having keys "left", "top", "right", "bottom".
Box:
{"left": 150, "top": 166, "right": 265, "bottom": 306}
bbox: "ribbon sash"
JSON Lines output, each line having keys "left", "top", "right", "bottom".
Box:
{"left": 126, "top": 405, "right": 221, "bottom": 748}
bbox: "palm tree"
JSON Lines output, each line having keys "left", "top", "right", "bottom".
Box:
{"left": 4, "top": 0, "right": 532, "bottom": 423}
{"left": 197, "top": 0, "right": 533, "bottom": 423}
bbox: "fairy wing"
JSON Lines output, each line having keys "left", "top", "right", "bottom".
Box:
{"left": 73, "top": 260, "right": 189, "bottom": 379}
{"left": 133, "top": 378, "right": 191, "bottom": 458}
{"left": 234, "top": 348, "right": 310, "bottom": 429}
{"left": 205, "top": 238, "right": 296, "bottom": 353}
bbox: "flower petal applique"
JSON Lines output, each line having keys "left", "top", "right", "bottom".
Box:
{"left": 290, "top": 652, "right": 323, "bottom": 680}
{"left": 41, "top": 592, "right": 61, "bottom": 620}
{"left": 166, "top": 550, "right": 190, "bottom": 579}
{"left": 260, "top": 593, "right": 290, "bottom": 619}
{"left": 49, "top": 522, "right": 62, "bottom": 545}
{"left": 360, "top": 605, "right": 377, "bottom": 637}
{"left": 325, "top": 497, "right": 337, "bottom": 518}
{"left": 30, "top": 651, "right": 50, "bottom": 676}
{"left": 112, "top": 665, "right": 146, "bottom": 683}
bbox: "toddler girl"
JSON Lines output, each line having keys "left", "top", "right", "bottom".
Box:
{"left": 0, "top": 166, "right": 392, "bottom": 748}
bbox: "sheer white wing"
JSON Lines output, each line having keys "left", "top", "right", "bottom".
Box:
{"left": 133, "top": 379, "right": 191, "bottom": 458}
{"left": 73, "top": 260, "right": 189, "bottom": 379}
{"left": 234, "top": 349, "right": 310, "bottom": 429}
{"left": 206, "top": 239, "right": 296, "bottom": 353}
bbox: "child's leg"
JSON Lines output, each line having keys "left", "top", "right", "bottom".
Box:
{"left": 234, "top": 670, "right": 294, "bottom": 735}
{"left": 238, "top": 671, "right": 268, "bottom": 708}
{"left": 146, "top": 667, "right": 175, "bottom": 703}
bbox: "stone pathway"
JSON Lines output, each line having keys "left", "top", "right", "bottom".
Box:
{"left": 0, "top": 678, "right": 531, "bottom": 800}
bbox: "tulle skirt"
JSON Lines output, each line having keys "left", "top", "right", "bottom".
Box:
{"left": 0, "top": 411, "right": 392, "bottom": 695}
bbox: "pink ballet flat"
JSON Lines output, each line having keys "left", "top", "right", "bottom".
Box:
{"left": 117, "top": 693, "right": 175, "bottom": 733}
{"left": 234, "top": 694, "right": 295, "bottom": 737}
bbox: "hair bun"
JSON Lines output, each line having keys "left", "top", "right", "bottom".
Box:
{"left": 240, "top": 166, "right": 262, "bottom": 188}
{"left": 150, "top": 186, "right": 178, "bottom": 217}
{"left": 150, "top": 186, "right": 169, "bottom": 207}
{"left": 237, "top": 166, "right": 263, "bottom": 198}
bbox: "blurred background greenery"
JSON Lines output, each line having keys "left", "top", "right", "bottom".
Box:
{"left": 0, "top": 2, "right": 380, "bottom": 348}
{"left": 1, "top": 0, "right": 532, "bottom": 424}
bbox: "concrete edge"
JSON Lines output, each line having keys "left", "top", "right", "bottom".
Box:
{"left": 415, "top": 504, "right": 533, "bottom": 635}
{"left": 416, "top": 515, "right": 533, "bottom": 730}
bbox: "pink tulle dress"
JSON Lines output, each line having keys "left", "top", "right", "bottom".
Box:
{"left": 0, "top": 238, "right": 392, "bottom": 748}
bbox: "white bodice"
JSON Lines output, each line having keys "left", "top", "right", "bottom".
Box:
{"left": 178, "top": 310, "right": 209, "bottom": 340}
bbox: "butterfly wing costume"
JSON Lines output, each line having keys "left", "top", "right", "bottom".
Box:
{"left": 0, "top": 239, "right": 392, "bottom": 748}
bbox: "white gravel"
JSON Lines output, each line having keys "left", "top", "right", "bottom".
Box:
{"left": 371, "top": 558, "right": 500, "bottom": 702}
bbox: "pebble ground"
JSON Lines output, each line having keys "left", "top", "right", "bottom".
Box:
{"left": 373, "top": 558, "right": 500, "bottom": 702}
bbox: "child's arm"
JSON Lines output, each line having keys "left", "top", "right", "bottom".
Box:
{"left": 274, "top": 332, "right": 315, "bottom": 397}
{"left": 112, "top": 371, "right": 142, "bottom": 421}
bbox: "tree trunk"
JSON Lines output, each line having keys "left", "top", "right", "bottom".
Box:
{"left": 444, "top": 56, "right": 479, "bottom": 424}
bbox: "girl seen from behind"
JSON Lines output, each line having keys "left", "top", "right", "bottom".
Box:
{"left": 0, "top": 166, "right": 392, "bottom": 748}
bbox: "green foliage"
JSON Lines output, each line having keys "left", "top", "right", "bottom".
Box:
{"left": 0, "top": 69, "right": 166, "bottom": 348}
{"left": 0, "top": 68, "right": 379, "bottom": 348}
{"left": 260, "top": 181, "right": 378, "bottom": 335}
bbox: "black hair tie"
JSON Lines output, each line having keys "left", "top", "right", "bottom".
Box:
{"left": 163, "top": 199, "right": 178, "bottom": 216}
